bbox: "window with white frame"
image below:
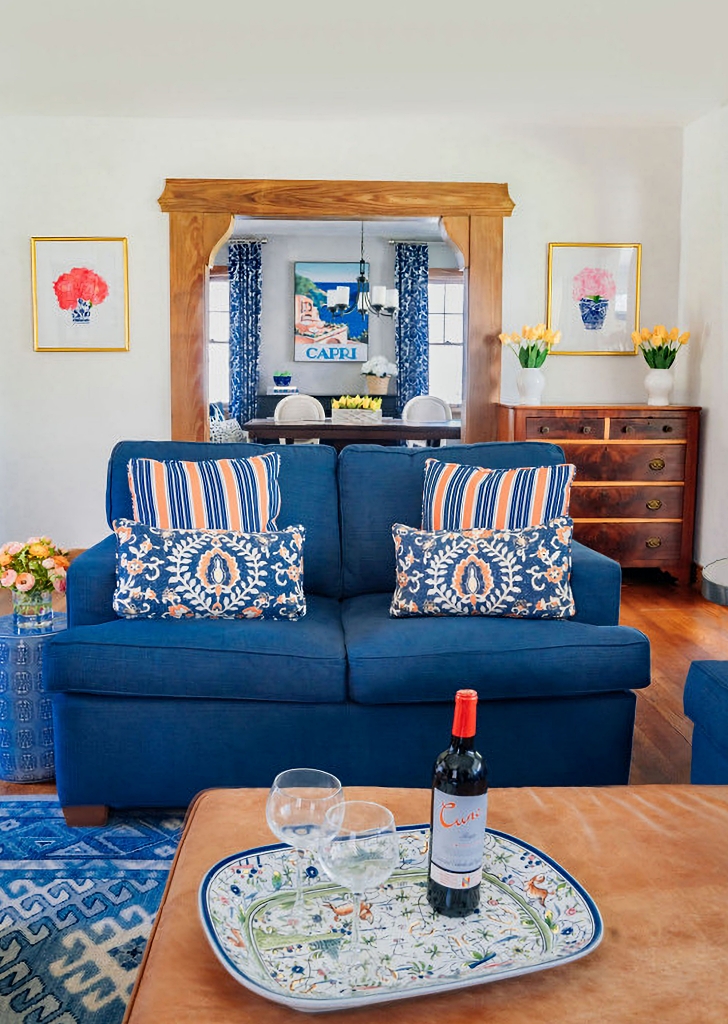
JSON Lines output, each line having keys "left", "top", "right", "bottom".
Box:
{"left": 208, "top": 268, "right": 230, "bottom": 406}
{"left": 428, "top": 270, "right": 464, "bottom": 406}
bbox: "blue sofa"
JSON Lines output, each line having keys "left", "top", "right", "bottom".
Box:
{"left": 684, "top": 661, "right": 728, "bottom": 783}
{"left": 45, "top": 440, "right": 651, "bottom": 824}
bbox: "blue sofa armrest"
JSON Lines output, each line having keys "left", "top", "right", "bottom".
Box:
{"left": 66, "top": 535, "right": 118, "bottom": 627}
{"left": 570, "top": 540, "right": 621, "bottom": 625}
{"left": 684, "top": 661, "right": 728, "bottom": 783}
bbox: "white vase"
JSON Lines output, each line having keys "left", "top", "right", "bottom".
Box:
{"left": 644, "top": 367, "right": 674, "bottom": 406}
{"left": 516, "top": 366, "right": 546, "bottom": 405}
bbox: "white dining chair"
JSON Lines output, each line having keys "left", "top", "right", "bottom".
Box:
{"left": 401, "top": 395, "right": 453, "bottom": 447}
{"left": 273, "top": 394, "right": 326, "bottom": 444}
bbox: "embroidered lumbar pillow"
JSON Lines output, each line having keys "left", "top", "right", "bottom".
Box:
{"left": 421, "top": 459, "right": 576, "bottom": 532}
{"left": 390, "top": 518, "right": 575, "bottom": 619}
{"left": 126, "top": 451, "right": 280, "bottom": 532}
{"left": 113, "top": 519, "right": 305, "bottom": 620}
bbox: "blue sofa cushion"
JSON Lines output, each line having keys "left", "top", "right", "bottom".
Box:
{"left": 106, "top": 442, "right": 341, "bottom": 599}
{"left": 45, "top": 594, "right": 346, "bottom": 702}
{"left": 339, "top": 442, "right": 569, "bottom": 599}
{"left": 113, "top": 520, "right": 306, "bottom": 621}
{"left": 390, "top": 519, "right": 575, "bottom": 619}
{"left": 342, "top": 592, "right": 650, "bottom": 704}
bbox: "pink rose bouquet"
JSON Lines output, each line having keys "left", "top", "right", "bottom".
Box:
{"left": 0, "top": 537, "right": 70, "bottom": 595}
{"left": 53, "top": 267, "right": 109, "bottom": 311}
{"left": 572, "top": 268, "right": 617, "bottom": 302}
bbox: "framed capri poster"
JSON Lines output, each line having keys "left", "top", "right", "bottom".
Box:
{"left": 546, "top": 242, "right": 641, "bottom": 355}
{"left": 294, "top": 262, "right": 369, "bottom": 362}
{"left": 31, "top": 237, "right": 130, "bottom": 352}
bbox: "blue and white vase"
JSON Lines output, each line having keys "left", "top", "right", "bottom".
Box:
{"left": 579, "top": 297, "right": 609, "bottom": 330}
{"left": 71, "top": 298, "right": 92, "bottom": 324}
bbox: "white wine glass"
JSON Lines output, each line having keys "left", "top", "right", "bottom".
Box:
{"left": 318, "top": 800, "right": 399, "bottom": 982}
{"left": 266, "top": 768, "right": 343, "bottom": 924}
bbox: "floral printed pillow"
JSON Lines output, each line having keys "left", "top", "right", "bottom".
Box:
{"left": 390, "top": 518, "right": 575, "bottom": 619}
{"left": 113, "top": 519, "right": 305, "bottom": 620}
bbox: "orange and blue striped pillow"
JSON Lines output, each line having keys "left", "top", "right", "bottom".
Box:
{"left": 422, "top": 459, "right": 576, "bottom": 532}
{"left": 127, "top": 452, "right": 280, "bottom": 531}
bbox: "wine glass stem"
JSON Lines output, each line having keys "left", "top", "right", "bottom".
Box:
{"left": 293, "top": 848, "right": 305, "bottom": 911}
{"left": 350, "top": 891, "right": 362, "bottom": 956}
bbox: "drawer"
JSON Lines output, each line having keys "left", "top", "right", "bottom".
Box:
{"left": 560, "top": 443, "right": 686, "bottom": 482}
{"left": 570, "top": 485, "right": 684, "bottom": 519}
{"left": 524, "top": 416, "right": 604, "bottom": 441}
{"left": 609, "top": 416, "right": 688, "bottom": 440}
{"left": 573, "top": 521, "right": 683, "bottom": 564}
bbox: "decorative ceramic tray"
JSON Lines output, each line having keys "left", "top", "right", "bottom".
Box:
{"left": 199, "top": 825, "right": 602, "bottom": 1012}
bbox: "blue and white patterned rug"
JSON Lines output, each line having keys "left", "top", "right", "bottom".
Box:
{"left": 0, "top": 796, "right": 184, "bottom": 1023}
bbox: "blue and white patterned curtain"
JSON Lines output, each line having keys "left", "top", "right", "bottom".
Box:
{"left": 228, "top": 241, "right": 262, "bottom": 425}
{"left": 394, "top": 243, "right": 429, "bottom": 414}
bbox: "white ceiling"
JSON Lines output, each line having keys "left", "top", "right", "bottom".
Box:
{"left": 2, "top": 1, "right": 726, "bottom": 127}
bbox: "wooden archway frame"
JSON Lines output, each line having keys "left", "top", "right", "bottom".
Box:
{"left": 158, "top": 178, "right": 514, "bottom": 442}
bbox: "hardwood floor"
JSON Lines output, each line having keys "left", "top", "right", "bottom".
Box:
{"left": 620, "top": 568, "right": 728, "bottom": 783}
{"left": 1, "top": 570, "right": 726, "bottom": 799}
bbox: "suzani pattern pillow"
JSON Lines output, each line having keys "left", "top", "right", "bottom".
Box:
{"left": 390, "top": 518, "right": 575, "bottom": 619}
{"left": 113, "top": 519, "right": 305, "bottom": 620}
{"left": 127, "top": 451, "right": 280, "bottom": 532}
{"left": 421, "top": 459, "right": 576, "bottom": 532}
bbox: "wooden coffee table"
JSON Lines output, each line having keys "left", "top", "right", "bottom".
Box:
{"left": 123, "top": 785, "right": 728, "bottom": 1023}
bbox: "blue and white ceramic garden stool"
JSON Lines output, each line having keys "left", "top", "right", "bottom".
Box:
{"left": 0, "top": 613, "right": 66, "bottom": 782}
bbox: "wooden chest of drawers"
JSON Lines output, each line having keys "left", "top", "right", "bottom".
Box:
{"left": 496, "top": 404, "right": 701, "bottom": 584}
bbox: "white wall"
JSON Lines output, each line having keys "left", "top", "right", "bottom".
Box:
{"left": 680, "top": 107, "right": 728, "bottom": 566}
{"left": 0, "top": 114, "right": 684, "bottom": 549}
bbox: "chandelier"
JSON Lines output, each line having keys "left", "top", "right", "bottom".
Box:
{"left": 325, "top": 223, "right": 399, "bottom": 319}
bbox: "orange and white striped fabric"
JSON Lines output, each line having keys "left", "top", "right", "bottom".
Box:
{"left": 421, "top": 459, "right": 576, "bottom": 532}
{"left": 127, "top": 452, "right": 280, "bottom": 531}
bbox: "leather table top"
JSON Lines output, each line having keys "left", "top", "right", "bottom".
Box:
{"left": 123, "top": 784, "right": 728, "bottom": 1023}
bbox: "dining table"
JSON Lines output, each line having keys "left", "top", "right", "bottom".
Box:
{"left": 243, "top": 417, "right": 461, "bottom": 449}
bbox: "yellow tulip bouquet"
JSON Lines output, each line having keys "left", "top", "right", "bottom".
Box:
{"left": 498, "top": 324, "right": 561, "bottom": 368}
{"left": 331, "top": 395, "right": 382, "bottom": 411}
{"left": 631, "top": 325, "right": 690, "bottom": 369}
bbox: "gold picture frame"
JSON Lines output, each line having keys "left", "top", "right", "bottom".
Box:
{"left": 31, "top": 237, "right": 130, "bottom": 352}
{"left": 547, "top": 242, "right": 641, "bottom": 355}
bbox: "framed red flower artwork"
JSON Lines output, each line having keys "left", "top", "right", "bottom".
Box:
{"left": 31, "top": 237, "right": 129, "bottom": 351}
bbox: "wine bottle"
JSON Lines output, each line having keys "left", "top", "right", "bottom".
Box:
{"left": 426, "top": 688, "right": 488, "bottom": 917}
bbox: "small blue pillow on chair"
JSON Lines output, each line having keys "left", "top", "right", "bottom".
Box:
{"left": 390, "top": 518, "right": 575, "bottom": 619}
{"left": 113, "top": 519, "right": 306, "bottom": 620}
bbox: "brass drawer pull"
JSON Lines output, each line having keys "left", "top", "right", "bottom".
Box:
{"left": 646, "top": 499, "right": 663, "bottom": 511}
{"left": 649, "top": 458, "right": 666, "bottom": 471}
{"left": 662, "top": 424, "right": 673, "bottom": 433}
{"left": 622, "top": 425, "right": 635, "bottom": 434}
{"left": 539, "top": 426, "right": 550, "bottom": 435}
{"left": 580, "top": 425, "right": 593, "bottom": 435}
{"left": 646, "top": 537, "right": 662, "bottom": 549}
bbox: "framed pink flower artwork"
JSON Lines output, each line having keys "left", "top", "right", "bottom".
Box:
{"left": 546, "top": 243, "right": 641, "bottom": 355}
{"left": 31, "top": 237, "right": 129, "bottom": 351}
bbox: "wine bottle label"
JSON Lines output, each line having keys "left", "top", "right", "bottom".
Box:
{"left": 429, "top": 790, "right": 488, "bottom": 890}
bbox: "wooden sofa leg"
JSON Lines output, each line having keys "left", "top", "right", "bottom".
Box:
{"left": 62, "top": 805, "right": 109, "bottom": 827}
